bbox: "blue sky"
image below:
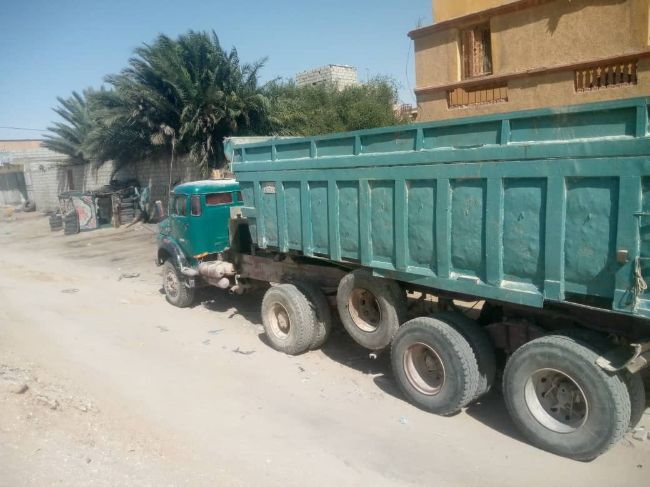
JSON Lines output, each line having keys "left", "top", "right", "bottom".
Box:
{"left": 0, "top": 0, "right": 432, "bottom": 140}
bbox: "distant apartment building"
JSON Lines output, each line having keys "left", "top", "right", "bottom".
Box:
{"left": 295, "top": 64, "right": 359, "bottom": 89}
{"left": 410, "top": 0, "right": 650, "bottom": 121}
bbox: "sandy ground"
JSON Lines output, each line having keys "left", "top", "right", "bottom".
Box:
{"left": 0, "top": 212, "right": 649, "bottom": 487}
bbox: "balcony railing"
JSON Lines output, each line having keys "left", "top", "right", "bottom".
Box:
{"left": 575, "top": 60, "right": 638, "bottom": 92}
{"left": 448, "top": 83, "right": 508, "bottom": 109}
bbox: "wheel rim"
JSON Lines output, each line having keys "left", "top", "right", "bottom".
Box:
{"left": 348, "top": 288, "right": 381, "bottom": 333}
{"left": 524, "top": 368, "right": 589, "bottom": 433}
{"left": 403, "top": 343, "right": 445, "bottom": 395}
{"left": 165, "top": 269, "right": 180, "bottom": 298}
{"left": 267, "top": 302, "right": 291, "bottom": 340}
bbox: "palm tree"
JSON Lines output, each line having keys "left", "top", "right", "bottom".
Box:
{"left": 42, "top": 90, "right": 94, "bottom": 165}
{"left": 83, "top": 88, "right": 159, "bottom": 166}
{"left": 88, "top": 30, "right": 271, "bottom": 174}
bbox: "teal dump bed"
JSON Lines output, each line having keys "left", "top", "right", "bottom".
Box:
{"left": 227, "top": 98, "right": 650, "bottom": 319}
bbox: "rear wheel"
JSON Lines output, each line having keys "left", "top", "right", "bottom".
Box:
{"left": 435, "top": 311, "right": 496, "bottom": 401}
{"left": 261, "top": 284, "right": 317, "bottom": 355}
{"left": 391, "top": 317, "right": 480, "bottom": 416}
{"left": 558, "top": 328, "right": 646, "bottom": 429}
{"left": 622, "top": 370, "right": 646, "bottom": 429}
{"left": 503, "top": 335, "right": 631, "bottom": 461}
{"left": 163, "top": 261, "right": 195, "bottom": 308}
{"left": 337, "top": 270, "right": 407, "bottom": 351}
{"left": 294, "top": 282, "right": 333, "bottom": 350}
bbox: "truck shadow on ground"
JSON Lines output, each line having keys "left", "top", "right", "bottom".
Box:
{"left": 320, "top": 327, "right": 392, "bottom": 376}
{"left": 320, "top": 328, "right": 528, "bottom": 444}
{"left": 190, "top": 290, "right": 650, "bottom": 444}
{"left": 372, "top": 372, "right": 526, "bottom": 444}
{"left": 198, "top": 288, "right": 265, "bottom": 325}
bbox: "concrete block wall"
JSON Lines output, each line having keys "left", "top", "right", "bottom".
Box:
{"left": 25, "top": 161, "right": 64, "bottom": 212}
{"left": 296, "top": 64, "right": 359, "bottom": 90}
{"left": 4, "top": 140, "right": 202, "bottom": 213}
{"left": 25, "top": 153, "right": 201, "bottom": 213}
{"left": 130, "top": 157, "right": 203, "bottom": 208}
{"left": 26, "top": 159, "right": 120, "bottom": 212}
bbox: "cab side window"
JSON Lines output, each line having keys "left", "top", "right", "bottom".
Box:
{"left": 174, "top": 195, "right": 187, "bottom": 216}
{"left": 206, "top": 193, "right": 233, "bottom": 205}
{"left": 190, "top": 195, "right": 201, "bottom": 216}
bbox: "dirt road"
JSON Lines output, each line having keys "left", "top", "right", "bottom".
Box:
{"left": 0, "top": 213, "right": 648, "bottom": 487}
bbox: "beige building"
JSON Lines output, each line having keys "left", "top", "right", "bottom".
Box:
{"left": 410, "top": 0, "right": 650, "bottom": 121}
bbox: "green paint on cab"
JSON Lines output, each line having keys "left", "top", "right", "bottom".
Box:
{"left": 161, "top": 179, "right": 242, "bottom": 260}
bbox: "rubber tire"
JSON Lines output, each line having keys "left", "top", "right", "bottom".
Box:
{"left": 162, "top": 261, "right": 195, "bottom": 308}
{"left": 435, "top": 311, "right": 496, "bottom": 401}
{"left": 261, "top": 284, "right": 317, "bottom": 356}
{"left": 391, "top": 316, "right": 480, "bottom": 416}
{"left": 63, "top": 210, "right": 79, "bottom": 235}
{"left": 503, "top": 335, "right": 631, "bottom": 461}
{"left": 623, "top": 371, "right": 646, "bottom": 429}
{"left": 558, "top": 328, "right": 646, "bottom": 429}
{"left": 294, "top": 282, "right": 333, "bottom": 350}
{"left": 337, "top": 270, "right": 407, "bottom": 351}
{"left": 49, "top": 214, "right": 63, "bottom": 231}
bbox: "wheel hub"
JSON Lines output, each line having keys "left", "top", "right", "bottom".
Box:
{"left": 348, "top": 288, "right": 381, "bottom": 333}
{"left": 267, "top": 302, "right": 291, "bottom": 339}
{"left": 525, "top": 368, "right": 588, "bottom": 433}
{"left": 165, "top": 270, "right": 179, "bottom": 298}
{"left": 403, "top": 343, "right": 445, "bottom": 396}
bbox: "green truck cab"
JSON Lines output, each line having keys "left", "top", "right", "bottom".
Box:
{"left": 157, "top": 179, "right": 242, "bottom": 306}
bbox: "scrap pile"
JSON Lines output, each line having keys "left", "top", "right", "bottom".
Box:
{"left": 49, "top": 181, "right": 150, "bottom": 235}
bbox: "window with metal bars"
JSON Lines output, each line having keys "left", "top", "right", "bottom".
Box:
{"left": 461, "top": 24, "right": 493, "bottom": 79}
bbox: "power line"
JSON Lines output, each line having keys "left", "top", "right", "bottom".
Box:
{"left": 0, "top": 126, "right": 48, "bottom": 132}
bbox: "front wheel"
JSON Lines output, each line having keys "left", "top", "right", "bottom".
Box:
{"left": 163, "top": 260, "right": 195, "bottom": 308}
{"left": 503, "top": 335, "right": 631, "bottom": 461}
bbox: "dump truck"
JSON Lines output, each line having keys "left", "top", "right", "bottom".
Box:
{"left": 157, "top": 97, "right": 650, "bottom": 461}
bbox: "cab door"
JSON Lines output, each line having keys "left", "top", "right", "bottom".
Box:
{"left": 169, "top": 194, "right": 192, "bottom": 257}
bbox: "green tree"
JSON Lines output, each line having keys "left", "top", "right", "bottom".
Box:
{"left": 87, "top": 30, "right": 271, "bottom": 173}
{"left": 265, "top": 77, "right": 406, "bottom": 136}
{"left": 42, "top": 90, "right": 94, "bottom": 165}
{"left": 45, "top": 31, "right": 407, "bottom": 173}
{"left": 82, "top": 88, "right": 158, "bottom": 166}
